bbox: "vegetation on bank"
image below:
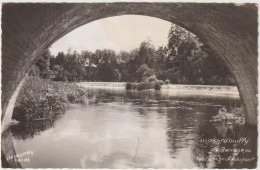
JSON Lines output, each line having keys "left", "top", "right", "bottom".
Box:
{"left": 212, "top": 107, "right": 245, "bottom": 125}
{"left": 126, "top": 75, "right": 163, "bottom": 91}
{"left": 33, "top": 24, "right": 235, "bottom": 86}
{"left": 12, "top": 76, "right": 88, "bottom": 121}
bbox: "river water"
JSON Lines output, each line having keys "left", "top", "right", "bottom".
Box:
{"left": 9, "top": 88, "right": 257, "bottom": 168}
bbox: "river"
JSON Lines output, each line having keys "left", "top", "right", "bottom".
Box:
{"left": 8, "top": 86, "right": 257, "bottom": 168}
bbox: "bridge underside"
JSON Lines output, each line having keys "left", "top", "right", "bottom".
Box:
{"left": 1, "top": 3, "right": 258, "bottom": 128}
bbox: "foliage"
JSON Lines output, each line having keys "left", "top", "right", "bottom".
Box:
{"left": 28, "top": 65, "right": 40, "bottom": 76}
{"left": 33, "top": 24, "right": 235, "bottom": 85}
{"left": 146, "top": 75, "right": 157, "bottom": 83}
{"left": 154, "top": 82, "right": 161, "bottom": 90}
{"left": 13, "top": 76, "right": 88, "bottom": 121}
{"left": 126, "top": 75, "right": 162, "bottom": 91}
{"left": 136, "top": 64, "right": 154, "bottom": 81}
{"left": 126, "top": 82, "right": 132, "bottom": 90}
{"left": 166, "top": 24, "right": 235, "bottom": 85}
{"left": 36, "top": 49, "right": 51, "bottom": 73}
{"left": 211, "top": 107, "right": 245, "bottom": 125}
{"left": 157, "top": 80, "right": 164, "bottom": 85}
{"left": 136, "top": 81, "right": 154, "bottom": 91}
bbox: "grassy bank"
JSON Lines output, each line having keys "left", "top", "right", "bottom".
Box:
{"left": 13, "top": 76, "right": 88, "bottom": 121}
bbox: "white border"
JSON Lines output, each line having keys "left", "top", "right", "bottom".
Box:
{"left": 0, "top": 1, "right": 259, "bottom": 170}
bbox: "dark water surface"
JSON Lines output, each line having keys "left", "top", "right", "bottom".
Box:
{"left": 10, "top": 88, "right": 257, "bottom": 168}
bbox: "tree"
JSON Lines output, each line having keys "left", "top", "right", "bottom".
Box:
{"left": 95, "top": 49, "right": 118, "bottom": 66}
{"left": 31, "top": 27, "right": 235, "bottom": 86}
{"left": 118, "top": 51, "right": 130, "bottom": 64}
{"left": 95, "top": 63, "right": 119, "bottom": 81}
{"left": 136, "top": 64, "right": 154, "bottom": 82}
{"left": 56, "top": 52, "right": 66, "bottom": 66}
{"left": 35, "top": 49, "right": 52, "bottom": 73}
{"left": 120, "top": 49, "right": 139, "bottom": 81}
{"left": 94, "top": 49, "right": 119, "bottom": 81}
{"left": 136, "top": 39, "right": 156, "bottom": 68}
{"left": 28, "top": 65, "right": 40, "bottom": 76}
{"left": 166, "top": 24, "right": 235, "bottom": 85}
{"left": 154, "top": 46, "right": 168, "bottom": 80}
{"left": 81, "top": 50, "right": 97, "bottom": 66}
{"left": 167, "top": 24, "right": 198, "bottom": 84}
{"left": 194, "top": 45, "right": 235, "bottom": 85}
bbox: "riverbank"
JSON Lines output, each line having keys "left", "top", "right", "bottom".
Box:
{"left": 12, "top": 76, "right": 88, "bottom": 122}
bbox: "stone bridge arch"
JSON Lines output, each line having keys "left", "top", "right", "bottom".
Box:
{"left": 1, "top": 3, "right": 258, "bottom": 128}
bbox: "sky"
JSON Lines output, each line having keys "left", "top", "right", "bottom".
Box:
{"left": 49, "top": 15, "right": 172, "bottom": 55}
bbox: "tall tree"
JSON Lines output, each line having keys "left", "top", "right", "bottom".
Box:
{"left": 166, "top": 24, "right": 235, "bottom": 85}
{"left": 167, "top": 24, "right": 198, "bottom": 83}
{"left": 94, "top": 49, "right": 120, "bottom": 81}
{"left": 136, "top": 39, "right": 156, "bottom": 68}
{"left": 35, "top": 49, "right": 52, "bottom": 73}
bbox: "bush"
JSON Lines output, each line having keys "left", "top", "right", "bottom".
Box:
{"left": 157, "top": 80, "right": 164, "bottom": 85}
{"left": 137, "top": 83, "right": 144, "bottom": 91}
{"left": 145, "top": 81, "right": 154, "bottom": 90}
{"left": 165, "top": 79, "right": 170, "bottom": 85}
{"left": 146, "top": 75, "right": 157, "bottom": 83}
{"left": 154, "top": 82, "right": 161, "bottom": 90}
{"left": 126, "top": 82, "right": 139, "bottom": 90}
{"left": 28, "top": 65, "right": 40, "bottom": 76}
{"left": 211, "top": 107, "right": 245, "bottom": 125}
{"left": 12, "top": 76, "right": 88, "bottom": 121}
{"left": 137, "top": 82, "right": 153, "bottom": 91}
{"left": 132, "top": 83, "right": 138, "bottom": 90}
{"left": 126, "top": 75, "right": 162, "bottom": 91}
{"left": 126, "top": 82, "right": 132, "bottom": 90}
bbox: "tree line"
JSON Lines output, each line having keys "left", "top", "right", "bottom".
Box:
{"left": 30, "top": 24, "right": 235, "bottom": 85}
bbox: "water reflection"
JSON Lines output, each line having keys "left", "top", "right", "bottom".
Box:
{"left": 192, "top": 118, "right": 257, "bottom": 169}
{"left": 9, "top": 88, "right": 256, "bottom": 168}
{"left": 10, "top": 115, "right": 63, "bottom": 140}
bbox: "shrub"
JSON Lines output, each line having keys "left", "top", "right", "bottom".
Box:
{"left": 136, "top": 82, "right": 153, "bottom": 91}
{"left": 211, "top": 107, "right": 245, "bottom": 125}
{"left": 126, "top": 82, "right": 140, "bottom": 90}
{"left": 137, "top": 83, "right": 144, "bottom": 91}
{"left": 12, "top": 76, "right": 88, "bottom": 121}
{"left": 157, "top": 80, "right": 164, "bottom": 85}
{"left": 145, "top": 81, "right": 154, "bottom": 89}
{"left": 132, "top": 83, "right": 138, "bottom": 90}
{"left": 146, "top": 75, "right": 157, "bottom": 83}
{"left": 154, "top": 82, "right": 161, "bottom": 90}
{"left": 126, "top": 82, "right": 132, "bottom": 90}
{"left": 127, "top": 75, "right": 162, "bottom": 91}
{"left": 165, "top": 79, "right": 170, "bottom": 85}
